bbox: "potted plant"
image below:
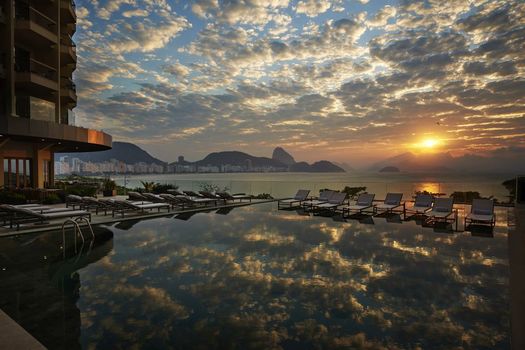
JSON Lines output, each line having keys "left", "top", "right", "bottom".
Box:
{"left": 102, "top": 178, "right": 117, "bottom": 197}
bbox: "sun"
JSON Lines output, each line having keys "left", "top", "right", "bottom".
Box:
{"left": 422, "top": 139, "right": 438, "bottom": 148}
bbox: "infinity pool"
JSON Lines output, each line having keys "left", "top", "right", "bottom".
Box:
{"left": 0, "top": 203, "right": 510, "bottom": 349}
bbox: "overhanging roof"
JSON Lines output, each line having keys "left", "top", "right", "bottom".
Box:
{"left": 0, "top": 116, "right": 112, "bottom": 152}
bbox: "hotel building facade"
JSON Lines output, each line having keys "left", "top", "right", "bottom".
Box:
{"left": 0, "top": 0, "right": 111, "bottom": 189}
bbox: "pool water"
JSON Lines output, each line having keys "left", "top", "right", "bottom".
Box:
{"left": 0, "top": 203, "right": 510, "bottom": 349}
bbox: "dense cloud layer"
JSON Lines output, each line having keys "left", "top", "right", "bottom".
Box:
{"left": 74, "top": 0, "right": 525, "bottom": 163}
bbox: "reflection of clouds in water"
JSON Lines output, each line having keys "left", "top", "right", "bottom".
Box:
{"left": 74, "top": 203, "right": 509, "bottom": 348}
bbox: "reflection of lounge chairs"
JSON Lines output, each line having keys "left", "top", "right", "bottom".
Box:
{"left": 427, "top": 198, "right": 455, "bottom": 223}
{"left": 465, "top": 199, "right": 495, "bottom": 228}
{"left": 375, "top": 193, "right": 404, "bottom": 214}
{"left": 0, "top": 204, "right": 91, "bottom": 230}
{"left": 278, "top": 189, "right": 310, "bottom": 209}
{"left": 340, "top": 193, "right": 375, "bottom": 217}
{"left": 406, "top": 193, "right": 433, "bottom": 217}
{"left": 301, "top": 190, "right": 334, "bottom": 209}
{"left": 174, "top": 211, "right": 200, "bottom": 221}
{"left": 313, "top": 192, "right": 347, "bottom": 213}
{"left": 215, "top": 206, "right": 236, "bottom": 215}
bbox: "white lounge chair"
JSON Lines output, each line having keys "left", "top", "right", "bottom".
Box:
{"left": 427, "top": 198, "right": 455, "bottom": 222}
{"left": 375, "top": 193, "right": 404, "bottom": 214}
{"left": 301, "top": 190, "right": 334, "bottom": 209}
{"left": 340, "top": 193, "right": 375, "bottom": 217}
{"left": 465, "top": 199, "right": 495, "bottom": 228}
{"left": 0, "top": 204, "right": 91, "bottom": 230}
{"left": 313, "top": 192, "right": 347, "bottom": 213}
{"left": 407, "top": 193, "right": 434, "bottom": 216}
{"left": 278, "top": 189, "right": 310, "bottom": 209}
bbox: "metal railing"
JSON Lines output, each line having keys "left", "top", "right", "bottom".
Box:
{"left": 15, "top": 56, "right": 57, "bottom": 81}
{"left": 61, "top": 217, "right": 95, "bottom": 258}
{"left": 62, "top": 78, "right": 76, "bottom": 91}
{"left": 15, "top": 3, "right": 57, "bottom": 32}
{"left": 61, "top": 34, "right": 76, "bottom": 52}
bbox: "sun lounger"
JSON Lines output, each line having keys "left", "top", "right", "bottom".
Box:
{"left": 427, "top": 197, "right": 455, "bottom": 223}
{"left": 66, "top": 195, "right": 84, "bottom": 210}
{"left": 110, "top": 199, "right": 170, "bottom": 217}
{"left": 340, "top": 193, "right": 375, "bottom": 217}
{"left": 0, "top": 204, "right": 91, "bottom": 230}
{"left": 167, "top": 189, "right": 185, "bottom": 196}
{"left": 375, "top": 193, "right": 404, "bottom": 214}
{"left": 407, "top": 193, "right": 433, "bottom": 216}
{"left": 178, "top": 196, "right": 219, "bottom": 207}
{"left": 127, "top": 191, "right": 148, "bottom": 201}
{"left": 158, "top": 194, "right": 188, "bottom": 209}
{"left": 216, "top": 192, "right": 252, "bottom": 203}
{"left": 465, "top": 199, "right": 495, "bottom": 228}
{"left": 183, "top": 190, "right": 203, "bottom": 198}
{"left": 302, "top": 190, "right": 334, "bottom": 209}
{"left": 278, "top": 189, "right": 310, "bottom": 209}
{"left": 81, "top": 197, "right": 111, "bottom": 215}
{"left": 313, "top": 192, "right": 347, "bottom": 213}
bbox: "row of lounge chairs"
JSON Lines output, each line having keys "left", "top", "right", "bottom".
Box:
{"left": 0, "top": 203, "right": 91, "bottom": 230}
{"left": 278, "top": 190, "right": 496, "bottom": 227}
{"left": 1, "top": 189, "right": 253, "bottom": 230}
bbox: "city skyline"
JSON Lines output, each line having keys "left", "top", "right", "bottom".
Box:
{"left": 73, "top": 0, "right": 524, "bottom": 165}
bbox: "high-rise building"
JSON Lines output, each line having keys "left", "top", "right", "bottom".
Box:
{"left": 0, "top": 0, "right": 111, "bottom": 188}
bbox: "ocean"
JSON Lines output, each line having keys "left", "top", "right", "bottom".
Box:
{"left": 112, "top": 172, "right": 516, "bottom": 202}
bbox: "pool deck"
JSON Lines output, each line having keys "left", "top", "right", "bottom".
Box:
{"left": 0, "top": 309, "right": 46, "bottom": 350}
{"left": 0, "top": 198, "right": 276, "bottom": 238}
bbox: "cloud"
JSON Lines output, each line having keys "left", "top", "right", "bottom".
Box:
{"left": 72, "top": 0, "right": 525, "bottom": 163}
{"left": 108, "top": 17, "right": 190, "bottom": 53}
{"left": 295, "top": 0, "right": 335, "bottom": 17}
{"left": 191, "top": 0, "right": 290, "bottom": 26}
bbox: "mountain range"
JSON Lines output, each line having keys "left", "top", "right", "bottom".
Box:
{"left": 369, "top": 148, "right": 525, "bottom": 173}
{"left": 58, "top": 142, "right": 345, "bottom": 173}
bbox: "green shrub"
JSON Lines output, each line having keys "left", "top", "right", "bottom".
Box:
{"left": 152, "top": 184, "right": 178, "bottom": 194}
{"left": 43, "top": 193, "right": 62, "bottom": 204}
{"left": 450, "top": 191, "right": 489, "bottom": 204}
{"left": 252, "top": 193, "right": 273, "bottom": 199}
{"left": 103, "top": 178, "right": 116, "bottom": 192}
{"left": 64, "top": 185, "right": 98, "bottom": 197}
{"left": 140, "top": 181, "right": 156, "bottom": 192}
{"left": 0, "top": 191, "right": 26, "bottom": 204}
{"left": 341, "top": 186, "right": 367, "bottom": 199}
{"left": 198, "top": 183, "right": 230, "bottom": 193}
{"left": 502, "top": 178, "right": 516, "bottom": 203}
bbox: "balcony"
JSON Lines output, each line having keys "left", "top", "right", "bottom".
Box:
{"left": 15, "top": 57, "right": 58, "bottom": 93}
{"left": 60, "top": 0, "right": 76, "bottom": 22}
{"left": 15, "top": 3, "right": 58, "bottom": 44}
{"left": 61, "top": 78, "right": 77, "bottom": 104}
{"left": 60, "top": 35, "right": 77, "bottom": 63}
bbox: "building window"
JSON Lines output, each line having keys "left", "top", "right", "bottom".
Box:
{"left": 31, "top": 97, "right": 56, "bottom": 122}
{"left": 3, "top": 158, "right": 32, "bottom": 188}
{"left": 43, "top": 160, "right": 50, "bottom": 188}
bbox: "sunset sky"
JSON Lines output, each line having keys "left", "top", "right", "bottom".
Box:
{"left": 74, "top": 0, "right": 525, "bottom": 165}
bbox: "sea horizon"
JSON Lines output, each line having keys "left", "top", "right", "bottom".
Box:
{"left": 111, "top": 171, "right": 515, "bottom": 201}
